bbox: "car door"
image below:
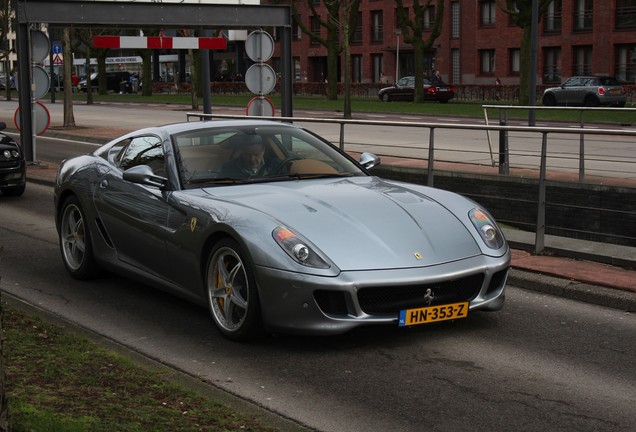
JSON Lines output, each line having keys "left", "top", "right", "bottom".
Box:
{"left": 395, "top": 77, "right": 415, "bottom": 100}
{"left": 93, "top": 135, "right": 173, "bottom": 278}
{"left": 559, "top": 77, "right": 584, "bottom": 105}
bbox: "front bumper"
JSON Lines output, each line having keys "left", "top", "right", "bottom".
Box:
{"left": 254, "top": 250, "right": 510, "bottom": 335}
{"left": 0, "top": 160, "right": 26, "bottom": 189}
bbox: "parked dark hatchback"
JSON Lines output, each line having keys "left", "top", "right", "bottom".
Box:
{"left": 79, "top": 71, "right": 131, "bottom": 93}
{"left": 542, "top": 76, "right": 627, "bottom": 107}
{"left": 0, "top": 122, "right": 26, "bottom": 196}
{"left": 378, "top": 76, "right": 455, "bottom": 103}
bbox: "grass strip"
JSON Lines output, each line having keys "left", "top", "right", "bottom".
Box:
{"left": 2, "top": 303, "right": 280, "bottom": 432}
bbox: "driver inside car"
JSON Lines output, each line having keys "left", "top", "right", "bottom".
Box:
{"left": 217, "top": 134, "right": 277, "bottom": 179}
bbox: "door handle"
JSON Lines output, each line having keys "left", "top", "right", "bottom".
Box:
{"left": 99, "top": 179, "right": 109, "bottom": 188}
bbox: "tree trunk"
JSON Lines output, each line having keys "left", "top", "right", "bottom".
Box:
{"left": 0, "top": 289, "right": 10, "bottom": 432}
{"left": 62, "top": 27, "right": 76, "bottom": 127}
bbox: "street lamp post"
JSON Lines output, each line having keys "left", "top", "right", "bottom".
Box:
{"left": 394, "top": 28, "right": 401, "bottom": 83}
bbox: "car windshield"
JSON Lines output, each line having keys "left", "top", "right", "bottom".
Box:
{"left": 172, "top": 125, "right": 367, "bottom": 189}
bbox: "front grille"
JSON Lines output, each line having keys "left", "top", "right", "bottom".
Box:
{"left": 357, "top": 273, "right": 485, "bottom": 315}
{"left": 0, "top": 160, "right": 21, "bottom": 169}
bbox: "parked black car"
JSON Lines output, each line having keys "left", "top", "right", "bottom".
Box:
{"left": 378, "top": 76, "right": 455, "bottom": 103}
{"left": 79, "top": 71, "right": 132, "bottom": 93}
{"left": 0, "top": 122, "right": 26, "bottom": 197}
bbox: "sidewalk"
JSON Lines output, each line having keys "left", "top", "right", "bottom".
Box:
{"left": 24, "top": 124, "right": 636, "bottom": 312}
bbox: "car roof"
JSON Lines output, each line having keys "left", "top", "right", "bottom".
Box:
{"left": 118, "top": 119, "right": 300, "bottom": 138}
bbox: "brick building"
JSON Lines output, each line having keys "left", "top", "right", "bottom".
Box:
{"left": 269, "top": 0, "right": 636, "bottom": 86}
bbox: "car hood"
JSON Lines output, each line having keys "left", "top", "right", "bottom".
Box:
{"left": 0, "top": 134, "right": 19, "bottom": 149}
{"left": 203, "top": 177, "right": 481, "bottom": 271}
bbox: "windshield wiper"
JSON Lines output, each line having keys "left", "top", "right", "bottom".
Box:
{"left": 186, "top": 177, "right": 245, "bottom": 185}
{"left": 263, "top": 173, "right": 355, "bottom": 181}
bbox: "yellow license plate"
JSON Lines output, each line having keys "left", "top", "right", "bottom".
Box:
{"left": 398, "top": 302, "right": 469, "bottom": 327}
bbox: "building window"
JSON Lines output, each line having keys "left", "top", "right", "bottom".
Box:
{"left": 480, "top": 49, "right": 496, "bottom": 74}
{"left": 352, "top": 12, "right": 363, "bottom": 44}
{"left": 480, "top": 0, "right": 496, "bottom": 27}
{"left": 616, "top": 45, "right": 636, "bottom": 82}
{"left": 543, "top": 47, "right": 561, "bottom": 83}
{"left": 294, "top": 57, "right": 301, "bottom": 81}
{"left": 573, "top": 0, "right": 593, "bottom": 31}
{"left": 509, "top": 48, "right": 520, "bottom": 75}
{"left": 451, "top": 1, "right": 460, "bottom": 38}
{"left": 507, "top": 0, "right": 519, "bottom": 26}
{"left": 310, "top": 16, "right": 320, "bottom": 46}
{"left": 543, "top": 0, "right": 562, "bottom": 33}
{"left": 371, "top": 10, "right": 383, "bottom": 43}
{"left": 395, "top": 7, "right": 408, "bottom": 29}
{"left": 573, "top": 45, "right": 593, "bottom": 75}
{"left": 351, "top": 55, "right": 363, "bottom": 83}
{"left": 451, "top": 48, "right": 460, "bottom": 84}
{"left": 616, "top": 0, "right": 636, "bottom": 29}
{"left": 372, "top": 54, "right": 383, "bottom": 83}
{"left": 423, "top": 6, "right": 436, "bottom": 30}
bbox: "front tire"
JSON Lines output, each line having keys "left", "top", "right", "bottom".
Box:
{"left": 206, "top": 238, "right": 263, "bottom": 341}
{"left": 59, "top": 195, "right": 102, "bottom": 279}
{"left": 542, "top": 93, "right": 556, "bottom": 106}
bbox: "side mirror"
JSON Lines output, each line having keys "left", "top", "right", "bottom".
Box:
{"left": 123, "top": 164, "right": 167, "bottom": 189}
{"left": 359, "top": 152, "right": 381, "bottom": 170}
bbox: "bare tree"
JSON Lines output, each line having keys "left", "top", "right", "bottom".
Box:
{"left": 285, "top": 0, "right": 361, "bottom": 101}
{"left": 497, "top": 0, "right": 552, "bottom": 104}
{"left": 62, "top": 27, "right": 75, "bottom": 127}
{"left": 394, "top": 0, "right": 444, "bottom": 103}
{"left": 1, "top": 0, "right": 15, "bottom": 101}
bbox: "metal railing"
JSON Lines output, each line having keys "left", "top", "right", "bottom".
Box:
{"left": 483, "top": 105, "right": 636, "bottom": 181}
{"left": 185, "top": 111, "right": 636, "bottom": 254}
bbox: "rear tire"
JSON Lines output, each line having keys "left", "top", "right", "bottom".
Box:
{"left": 59, "top": 195, "right": 102, "bottom": 279}
{"left": 381, "top": 93, "right": 390, "bottom": 102}
{"left": 583, "top": 95, "right": 599, "bottom": 107}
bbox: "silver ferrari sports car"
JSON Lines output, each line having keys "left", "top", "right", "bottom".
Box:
{"left": 54, "top": 119, "right": 510, "bottom": 340}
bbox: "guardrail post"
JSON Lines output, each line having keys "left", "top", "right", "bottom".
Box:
{"left": 579, "top": 110, "right": 585, "bottom": 182}
{"left": 427, "top": 128, "right": 435, "bottom": 187}
{"left": 339, "top": 123, "right": 345, "bottom": 151}
{"left": 498, "top": 109, "right": 509, "bottom": 175}
{"left": 534, "top": 132, "right": 548, "bottom": 254}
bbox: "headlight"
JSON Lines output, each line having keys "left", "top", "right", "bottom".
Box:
{"left": 272, "top": 226, "right": 330, "bottom": 269}
{"left": 2, "top": 150, "right": 20, "bottom": 159}
{"left": 469, "top": 208, "right": 505, "bottom": 250}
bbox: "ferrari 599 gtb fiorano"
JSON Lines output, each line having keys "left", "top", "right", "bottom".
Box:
{"left": 55, "top": 119, "right": 510, "bottom": 340}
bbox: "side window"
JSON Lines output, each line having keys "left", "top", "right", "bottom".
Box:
{"left": 117, "top": 135, "right": 165, "bottom": 173}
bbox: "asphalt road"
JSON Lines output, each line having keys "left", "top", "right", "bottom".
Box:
{"left": 1, "top": 182, "right": 635, "bottom": 432}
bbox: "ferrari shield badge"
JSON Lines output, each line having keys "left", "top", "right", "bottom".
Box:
{"left": 190, "top": 217, "right": 198, "bottom": 232}
{"left": 414, "top": 252, "right": 423, "bottom": 260}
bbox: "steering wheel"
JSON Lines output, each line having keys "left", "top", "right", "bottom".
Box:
{"left": 273, "top": 156, "right": 302, "bottom": 174}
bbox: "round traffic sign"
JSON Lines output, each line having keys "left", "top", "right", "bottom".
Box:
{"left": 246, "top": 96, "right": 275, "bottom": 117}
{"left": 245, "top": 63, "right": 276, "bottom": 95}
{"left": 30, "top": 30, "right": 50, "bottom": 63}
{"left": 14, "top": 101, "right": 51, "bottom": 136}
{"left": 52, "top": 42, "right": 63, "bottom": 55}
{"left": 32, "top": 65, "right": 50, "bottom": 99}
{"left": 245, "top": 30, "right": 275, "bottom": 62}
